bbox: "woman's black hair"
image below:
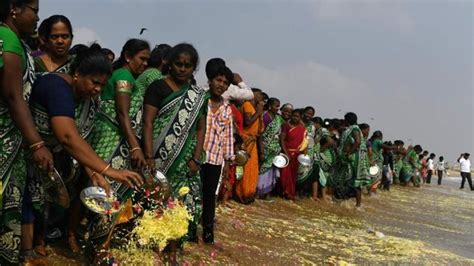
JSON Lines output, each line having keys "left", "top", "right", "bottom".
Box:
{"left": 167, "top": 42, "right": 199, "bottom": 72}
{"left": 418, "top": 154, "right": 424, "bottom": 160}
{"left": 370, "top": 130, "right": 383, "bottom": 141}
{"left": 0, "top": 0, "right": 33, "bottom": 22}
{"left": 430, "top": 153, "right": 436, "bottom": 158}
{"left": 344, "top": 112, "right": 358, "bottom": 126}
{"left": 251, "top": 87, "right": 262, "bottom": 94}
{"left": 439, "top": 156, "right": 444, "bottom": 161}
{"left": 113, "top": 38, "right": 150, "bottom": 70}
{"left": 264, "top": 97, "right": 280, "bottom": 111}
{"left": 304, "top": 106, "right": 315, "bottom": 114}
{"left": 414, "top": 145, "right": 423, "bottom": 153}
{"left": 359, "top": 123, "right": 370, "bottom": 130}
{"left": 292, "top": 109, "right": 303, "bottom": 116}
{"left": 37, "top": 15, "right": 73, "bottom": 41}
{"left": 69, "top": 43, "right": 112, "bottom": 77}
{"left": 148, "top": 43, "right": 171, "bottom": 68}
{"left": 101, "top": 48, "right": 114, "bottom": 58}
{"left": 69, "top": 44, "right": 88, "bottom": 55}
{"left": 312, "top": 116, "right": 323, "bottom": 125}
{"left": 207, "top": 65, "right": 233, "bottom": 84}
{"left": 205, "top": 57, "right": 226, "bottom": 79}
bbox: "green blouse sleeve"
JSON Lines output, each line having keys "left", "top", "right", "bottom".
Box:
{"left": 100, "top": 68, "right": 135, "bottom": 100}
{"left": 0, "top": 26, "right": 25, "bottom": 70}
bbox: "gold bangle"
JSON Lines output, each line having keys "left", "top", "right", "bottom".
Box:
{"left": 29, "top": 141, "right": 44, "bottom": 150}
{"left": 130, "top": 147, "right": 141, "bottom": 153}
{"left": 99, "top": 164, "right": 111, "bottom": 175}
{"left": 31, "top": 142, "right": 45, "bottom": 152}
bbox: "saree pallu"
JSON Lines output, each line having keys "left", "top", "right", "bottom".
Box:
{"left": 34, "top": 56, "right": 72, "bottom": 74}
{"left": 257, "top": 115, "right": 284, "bottom": 196}
{"left": 0, "top": 40, "right": 36, "bottom": 264}
{"left": 279, "top": 124, "right": 306, "bottom": 199}
{"left": 151, "top": 84, "right": 208, "bottom": 237}
{"left": 235, "top": 102, "right": 263, "bottom": 203}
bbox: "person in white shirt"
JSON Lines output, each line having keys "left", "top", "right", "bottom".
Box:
{"left": 203, "top": 58, "right": 254, "bottom": 102}
{"left": 426, "top": 153, "right": 436, "bottom": 184}
{"left": 457, "top": 153, "right": 472, "bottom": 190}
{"left": 436, "top": 156, "right": 446, "bottom": 185}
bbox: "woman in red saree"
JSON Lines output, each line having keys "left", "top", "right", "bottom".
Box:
{"left": 279, "top": 110, "right": 307, "bottom": 200}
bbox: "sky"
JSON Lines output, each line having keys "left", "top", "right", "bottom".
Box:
{"left": 41, "top": 0, "right": 473, "bottom": 162}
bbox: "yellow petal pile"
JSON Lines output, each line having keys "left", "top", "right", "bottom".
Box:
{"left": 132, "top": 200, "right": 191, "bottom": 251}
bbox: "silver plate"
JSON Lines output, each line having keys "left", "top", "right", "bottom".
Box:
{"left": 369, "top": 165, "right": 380, "bottom": 176}
{"left": 80, "top": 186, "right": 119, "bottom": 215}
{"left": 297, "top": 154, "right": 312, "bottom": 167}
{"left": 273, "top": 153, "right": 289, "bottom": 168}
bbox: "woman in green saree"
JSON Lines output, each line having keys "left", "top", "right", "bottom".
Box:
{"left": 312, "top": 117, "right": 335, "bottom": 201}
{"left": 256, "top": 99, "right": 289, "bottom": 198}
{"left": 24, "top": 44, "right": 142, "bottom": 259}
{"left": 0, "top": 1, "right": 55, "bottom": 263}
{"left": 143, "top": 43, "right": 208, "bottom": 242}
{"left": 90, "top": 38, "right": 150, "bottom": 170}
{"left": 401, "top": 145, "right": 422, "bottom": 187}
{"left": 333, "top": 113, "right": 370, "bottom": 208}
{"left": 34, "top": 15, "right": 73, "bottom": 73}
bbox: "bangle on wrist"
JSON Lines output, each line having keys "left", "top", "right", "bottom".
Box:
{"left": 30, "top": 141, "right": 45, "bottom": 152}
{"left": 31, "top": 142, "right": 45, "bottom": 152}
{"left": 130, "top": 147, "right": 141, "bottom": 153}
{"left": 100, "top": 164, "right": 111, "bottom": 175}
{"left": 91, "top": 171, "right": 98, "bottom": 178}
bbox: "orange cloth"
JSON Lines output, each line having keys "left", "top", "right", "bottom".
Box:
{"left": 235, "top": 102, "right": 263, "bottom": 203}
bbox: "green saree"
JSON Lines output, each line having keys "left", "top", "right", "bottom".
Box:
{"left": 257, "top": 114, "right": 284, "bottom": 195}
{"left": 0, "top": 26, "right": 36, "bottom": 264}
{"left": 333, "top": 125, "right": 370, "bottom": 199}
{"left": 151, "top": 83, "right": 209, "bottom": 238}
{"left": 314, "top": 127, "right": 334, "bottom": 188}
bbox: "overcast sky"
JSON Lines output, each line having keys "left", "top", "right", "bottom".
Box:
{"left": 41, "top": 0, "right": 473, "bottom": 162}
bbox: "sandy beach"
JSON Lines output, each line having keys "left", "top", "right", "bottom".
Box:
{"left": 38, "top": 176, "right": 474, "bottom": 265}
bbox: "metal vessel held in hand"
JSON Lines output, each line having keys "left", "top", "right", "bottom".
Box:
{"left": 273, "top": 153, "right": 289, "bottom": 168}
{"left": 141, "top": 168, "right": 172, "bottom": 202}
{"left": 80, "top": 186, "right": 119, "bottom": 215}
{"left": 235, "top": 150, "right": 250, "bottom": 166}
{"left": 297, "top": 154, "right": 312, "bottom": 167}
{"left": 43, "top": 168, "right": 70, "bottom": 208}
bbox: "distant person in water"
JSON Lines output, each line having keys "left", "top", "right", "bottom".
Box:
{"left": 458, "top": 153, "right": 472, "bottom": 190}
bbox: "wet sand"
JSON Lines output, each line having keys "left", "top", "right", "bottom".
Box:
{"left": 41, "top": 177, "right": 473, "bottom": 265}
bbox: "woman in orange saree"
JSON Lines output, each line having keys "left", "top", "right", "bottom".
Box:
{"left": 279, "top": 110, "right": 306, "bottom": 200}
{"left": 234, "top": 89, "right": 263, "bottom": 204}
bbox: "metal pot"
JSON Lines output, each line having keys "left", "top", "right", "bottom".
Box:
{"left": 235, "top": 150, "right": 250, "bottom": 166}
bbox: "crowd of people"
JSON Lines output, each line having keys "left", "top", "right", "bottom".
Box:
{"left": 0, "top": 1, "right": 471, "bottom": 264}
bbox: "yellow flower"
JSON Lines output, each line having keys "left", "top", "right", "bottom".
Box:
{"left": 178, "top": 186, "right": 190, "bottom": 197}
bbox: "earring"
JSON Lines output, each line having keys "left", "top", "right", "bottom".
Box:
{"left": 11, "top": 12, "right": 16, "bottom": 19}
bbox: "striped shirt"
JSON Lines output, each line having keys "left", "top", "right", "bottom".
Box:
{"left": 203, "top": 100, "right": 234, "bottom": 165}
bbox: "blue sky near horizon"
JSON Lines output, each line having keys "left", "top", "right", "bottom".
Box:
{"left": 41, "top": 0, "right": 473, "bottom": 162}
